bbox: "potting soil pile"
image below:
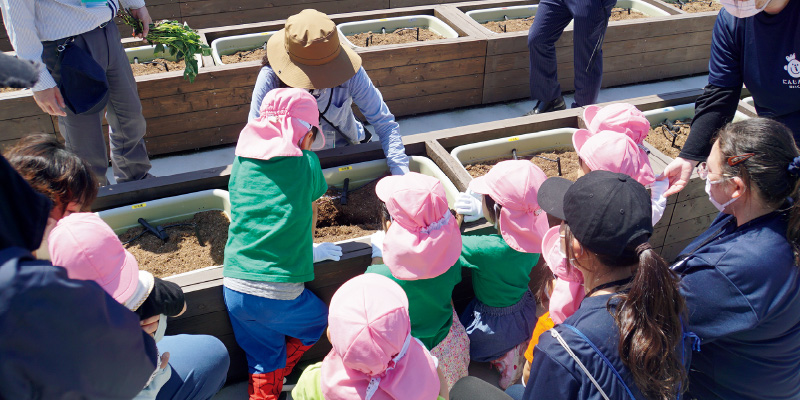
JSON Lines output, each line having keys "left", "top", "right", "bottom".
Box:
{"left": 481, "top": 18, "right": 534, "bottom": 33}
{"left": 667, "top": 0, "right": 722, "bottom": 12}
{"left": 465, "top": 148, "right": 582, "bottom": 181}
{"left": 131, "top": 59, "right": 186, "bottom": 76}
{"left": 346, "top": 27, "right": 445, "bottom": 47}
{"left": 315, "top": 179, "right": 382, "bottom": 243}
{"left": 645, "top": 119, "right": 691, "bottom": 159}
{"left": 120, "top": 210, "right": 229, "bottom": 278}
{"left": 608, "top": 7, "right": 648, "bottom": 21}
{"left": 221, "top": 45, "right": 267, "bottom": 64}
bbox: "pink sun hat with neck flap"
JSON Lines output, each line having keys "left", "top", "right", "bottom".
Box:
{"left": 541, "top": 226, "right": 584, "bottom": 324}
{"left": 48, "top": 213, "right": 152, "bottom": 308}
{"left": 573, "top": 130, "right": 655, "bottom": 187}
{"left": 468, "top": 160, "right": 549, "bottom": 253}
{"left": 375, "top": 172, "right": 461, "bottom": 280}
{"left": 321, "top": 274, "right": 440, "bottom": 400}
{"left": 235, "top": 87, "right": 324, "bottom": 161}
{"left": 583, "top": 102, "right": 650, "bottom": 145}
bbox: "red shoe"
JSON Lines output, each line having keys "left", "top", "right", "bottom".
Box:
{"left": 248, "top": 370, "right": 285, "bottom": 400}
{"left": 283, "top": 337, "right": 313, "bottom": 377}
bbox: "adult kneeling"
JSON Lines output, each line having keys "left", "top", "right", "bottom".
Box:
{"left": 671, "top": 118, "right": 800, "bottom": 399}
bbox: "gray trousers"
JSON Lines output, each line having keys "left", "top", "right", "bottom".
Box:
{"left": 41, "top": 21, "right": 151, "bottom": 185}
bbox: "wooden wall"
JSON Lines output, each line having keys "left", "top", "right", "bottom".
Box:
{"left": 443, "top": 0, "right": 717, "bottom": 105}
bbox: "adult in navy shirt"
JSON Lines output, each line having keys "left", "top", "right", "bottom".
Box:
{"left": 671, "top": 119, "right": 800, "bottom": 399}
{"left": 516, "top": 171, "right": 690, "bottom": 399}
{"left": 663, "top": 0, "right": 798, "bottom": 197}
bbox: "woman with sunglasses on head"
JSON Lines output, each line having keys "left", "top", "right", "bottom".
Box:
{"left": 671, "top": 118, "right": 800, "bottom": 399}
{"left": 514, "top": 170, "right": 692, "bottom": 400}
{"left": 662, "top": 0, "right": 798, "bottom": 197}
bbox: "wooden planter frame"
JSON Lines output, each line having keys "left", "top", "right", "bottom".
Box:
{"left": 442, "top": 0, "right": 716, "bottom": 105}
{"left": 87, "top": 88, "right": 748, "bottom": 384}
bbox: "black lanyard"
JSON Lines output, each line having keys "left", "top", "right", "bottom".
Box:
{"left": 586, "top": 276, "right": 633, "bottom": 297}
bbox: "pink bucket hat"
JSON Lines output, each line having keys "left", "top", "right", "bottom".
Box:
{"left": 321, "top": 274, "right": 440, "bottom": 400}
{"left": 48, "top": 213, "right": 141, "bottom": 305}
{"left": 468, "top": 160, "right": 549, "bottom": 253}
{"left": 583, "top": 103, "right": 650, "bottom": 144}
{"left": 573, "top": 130, "right": 655, "bottom": 187}
{"left": 541, "top": 226, "right": 584, "bottom": 324}
{"left": 375, "top": 172, "right": 461, "bottom": 280}
{"left": 235, "top": 88, "right": 324, "bottom": 160}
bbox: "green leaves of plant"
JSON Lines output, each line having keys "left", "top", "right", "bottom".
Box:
{"left": 121, "top": 10, "right": 211, "bottom": 83}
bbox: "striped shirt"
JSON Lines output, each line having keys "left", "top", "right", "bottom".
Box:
{"left": 0, "top": 0, "right": 145, "bottom": 90}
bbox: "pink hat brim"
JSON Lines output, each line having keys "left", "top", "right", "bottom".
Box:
{"left": 382, "top": 217, "right": 462, "bottom": 280}
{"left": 583, "top": 105, "right": 601, "bottom": 129}
{"left": 320, "top": 338, "right": 440, "bottom": 400}
{"left": 572, "top": 129, "right": 593, "bottom": 158}
{"left": 109, "top": 248, "right": 140, "bottom": 304}
{"left": 498, "top": 207, "right": 548, "bottom": 253}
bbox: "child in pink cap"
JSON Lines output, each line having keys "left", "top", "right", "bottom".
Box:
{"left": 582, "top": 102, "right": 650, "bottom": 145}
{"left": 223, "top": 88, "right": 342, "bottom": 400}
{"left": 572, "top": 130, "right": 668, "bottom": 226}
{"left": 291, "top": 274, "right": 448, "bottom": 400}
{"left": 48, "top": 212, "right": 187, "bottom": 398}
{"left": 366, "top": 172, "right": 468, "bottom": 389}
{"left": 453, "top": 160, "right": 548, "bottom": 389}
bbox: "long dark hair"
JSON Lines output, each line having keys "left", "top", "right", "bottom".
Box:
{"left": 4, "top": 134, "right": 98, "bottom": 215}
{"left": 716, "top": 118, "right": 800, "bottom": 264}
{"left": 564, "top": 225, "right": 687, "bottom": 399}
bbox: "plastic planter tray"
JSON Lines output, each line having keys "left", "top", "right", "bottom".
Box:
{"left": 613, "top": 0, "right": 672, "bottom": 17}
{"left": 323, "top": 156, "right": 459, "bottom": 207}
{"left": 450, "top": 128, "right": 578, "bottom": 178}
{"left": 210, "top": 31, "right": 275, "bottom": 65}
{"left": 125, "top": 45, "right": 204, "bottom": 67}
{"left": 642, "top": 103, "right": 749, "bottom": 162}
{"left": 465, "top": 5, "right": 571, "bottom": 32}
{"left": 337, "top": 15, "right": 460, "bottom": 48}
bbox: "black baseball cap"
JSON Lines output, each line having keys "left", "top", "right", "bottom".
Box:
{"left": 537, "top": 170, "right": 652, "bottom": 258}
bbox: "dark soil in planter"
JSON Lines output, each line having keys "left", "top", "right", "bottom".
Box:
{"left": 465, "top": 148, "right": 582, "bottom": 182}
{"left": 481, "top": 17, "right": 534, "bottom": 33}
{"left": 130, "top": 58, "right": 186, "bottom": 76}
{"left": 221, "top": 45, "right": 267, "bottom": 64}
{"left": 667, "top": 1, "right": 722, "bottom": 12}
{"left": 120, "top": 210, "right": 229, "bottom": 278}
{"left": 315, "top": 180, "right": 382, "bottom": 243}
{"left": 609, "top": 7, "right": 649, "bottom": 21}
{"left": 645, "top": 119, "right": 692, "bottom": 159}
{"left": 346, "top": 27, "right": 445, "bottom": 47}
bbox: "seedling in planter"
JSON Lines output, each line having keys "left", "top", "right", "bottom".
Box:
{"left": 120, "top": 9, "right": 211, "bottom": 82}
{"left": 533, "top": 154, "right": 563, "bottom": 176}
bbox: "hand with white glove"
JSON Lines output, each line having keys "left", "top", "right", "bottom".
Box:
{"left": 455, "top": 190, "right": 484, "bottom": 223}
{"left": 370, "top": 230, "right": 386, "bottom": 259}
{"left": 650, "top": 177, "right": 669, "bottom": 226}
{"left": 313, "top": 242, "right": 342, "bottom": 263}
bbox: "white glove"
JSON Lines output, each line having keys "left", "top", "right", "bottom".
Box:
{"left": 313, "top": 242, "right": 342, "bottom": 263}
{"left": 370, "top": 231, "right": 386, "bottom": 258}
{"left": 650, "top": 177, "right": 669, "bottom": 226}
{"left": 455, "top": 190, "right": 483, "bottom": 223}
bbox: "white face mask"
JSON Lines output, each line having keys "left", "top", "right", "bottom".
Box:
{"left": 705, "top": 176, "right": 740, "bottom": 212}
{"left": 718, "top": 0, "right": 772, "bottom": 18}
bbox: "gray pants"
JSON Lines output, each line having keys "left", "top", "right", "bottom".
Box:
{"left": 41, "top": 22, "right": 151, "bottom": 185}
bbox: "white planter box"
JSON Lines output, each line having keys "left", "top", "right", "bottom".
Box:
{"left": 613, "top": 0, "right": 672, "bottom": 17}
{"left": 465, "top": 5, "right": 565, "bottom": 32}
{"left": 450, "top": 128, "right": 578, "bottom": 179}
{"left": 210, "top": 31, "right": 274, "bottom": 66}
{"left": 124, "top": 45, "right": 204, "bottom": 68}
{"left": 338, "top": 15, "right": 459, "bottom": 48}
{"left": 742, "top": 97, "right": 754, "bottom": 107}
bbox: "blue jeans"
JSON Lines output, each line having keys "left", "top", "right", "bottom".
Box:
{"left": 505, "top": 384, "right": 526, "bottom": 400}
{"left": 155, "top": 335, "right": 230, "bottom": 400}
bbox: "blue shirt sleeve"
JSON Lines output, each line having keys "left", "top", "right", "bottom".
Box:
{"left": 249, "top": 66, "right": 281, "bottom": 122}
{"left": 707, "top": 10, "right": 744, "bottom": 89}
{"left": 348, "top": 68, "right": 410, "bottom": 175}
{"left": 524, "top": 344, "right": 581, "bottom": 399}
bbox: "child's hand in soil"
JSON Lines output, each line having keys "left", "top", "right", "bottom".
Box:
{"left": 313, "top": 242, "right": 342, "bottom": 262}
{"left": 455, "top": 190, "right": 483, "bottom": 223}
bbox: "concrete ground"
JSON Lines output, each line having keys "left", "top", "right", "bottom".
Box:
{"left": 177, "top": 74, "right": 710, "bottom": 399}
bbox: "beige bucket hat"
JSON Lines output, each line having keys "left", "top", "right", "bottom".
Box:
{"left": 266, "top": 9, "right": 362, "bottom": 89}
